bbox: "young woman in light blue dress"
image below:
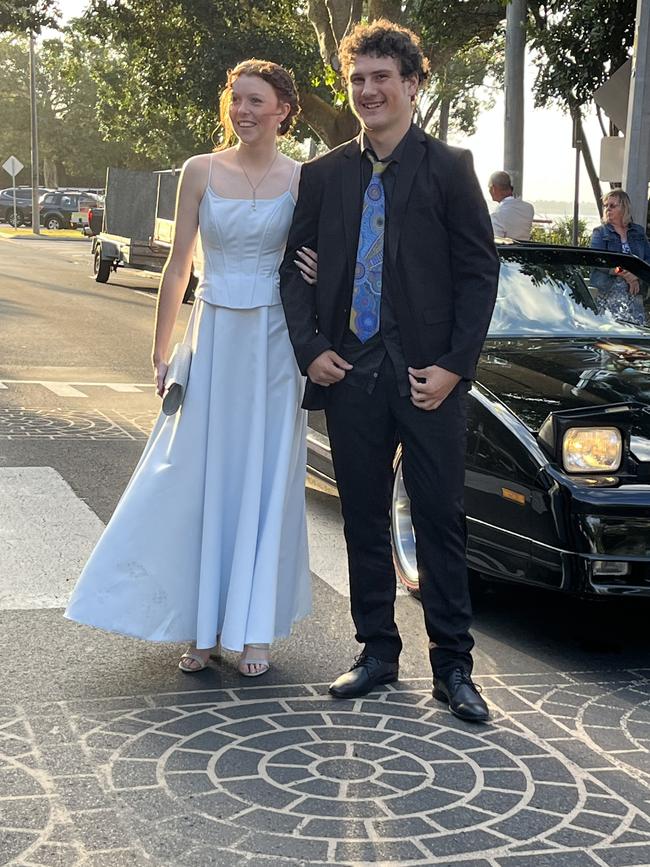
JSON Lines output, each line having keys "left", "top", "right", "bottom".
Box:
{"left": 65, "top": 60, "right": 316, "bottom": 677}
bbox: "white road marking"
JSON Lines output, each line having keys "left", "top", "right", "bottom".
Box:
{"left": 0, "top": 467, "right": 103, "bottom": 610}
{"left": 0, "top": 465, "right": 400, "bottom": 609}
{"left": 306, "top": 489, "right": 350, "bottom": 598}
{"left": 0, "top": 379, "right": 155, "bottom": 389}
{"left": 105, "top": 384, "right": 143, "bottom": 393}
{"left": 41, "top": 382, "right": 88, "bottom": 397}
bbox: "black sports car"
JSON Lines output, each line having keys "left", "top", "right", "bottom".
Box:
{"left": 306, "top": 244, "right": 650, "bottom": 598}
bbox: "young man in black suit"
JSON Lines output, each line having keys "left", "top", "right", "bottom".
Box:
{"left": 280, "top": 20, "right": 499, "bottom": 722}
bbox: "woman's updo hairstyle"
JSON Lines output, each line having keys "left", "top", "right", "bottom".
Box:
{"left": 216, "top": 59, "right": 300, "bottom": 149}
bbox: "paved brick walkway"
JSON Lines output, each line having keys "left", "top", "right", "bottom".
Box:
{"left": 2, "top": 670, "right": 650, "bottom": 866}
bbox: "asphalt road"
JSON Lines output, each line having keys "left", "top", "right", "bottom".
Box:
{"left": 1, "top": 235, "right": 650, "bottom": 867}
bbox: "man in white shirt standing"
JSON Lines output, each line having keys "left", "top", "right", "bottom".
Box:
{"left": 488, "top": 171, "right": 535, "bottom": 241}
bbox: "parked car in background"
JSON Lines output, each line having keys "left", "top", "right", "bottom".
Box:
{"left": 6, "top": 191, "right": 103, "bottom": 230}
{"left": 307, "top": 243, "right": 650, "bottom": 600}
{"left": 0, "top": 187, "right": 51, "bottom": 226}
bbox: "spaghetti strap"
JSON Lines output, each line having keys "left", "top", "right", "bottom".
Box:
{"left": 288, "top": 160, "right": 300, "bottom": 191}
{"left": 206, "top": 154, "right": 214, "bottom": 195}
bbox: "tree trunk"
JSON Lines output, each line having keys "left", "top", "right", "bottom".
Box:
{"left": 577, "top": 115, "right": 603, "bottom": 218}
{"left": 43, "top": 156, "right": 58, "bottom": 189}
{"left": 300, "top": 90, "right": 359, "bottom": 147}
{"left": 438, "top": 98, "right": 450, "bottom": 142}
{"left": 368, "top": 0, "right": 403, "bottom": 21}
{"left": 308, "top": 0, "right": 362, "bottom": 68}
{"left": 305, "top": 0, "right": 406, "bottom": 146}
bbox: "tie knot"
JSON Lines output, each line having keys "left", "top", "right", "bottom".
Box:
{"left": 368, "top": 154, "right": 389, "bottom": 175}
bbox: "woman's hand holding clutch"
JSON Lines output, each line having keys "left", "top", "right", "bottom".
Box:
{"left": 154, "top": 360, "right": 169, "bottom": 398}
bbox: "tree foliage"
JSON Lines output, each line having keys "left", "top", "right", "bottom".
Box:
{"left": 415, "top": 33, "right": 503, "bottom": 141}
{"left": 0, "top": 38, "right": 32, "bottom": 180}
{"left": 0, "top": 32, "right": 161, "bottom": 188}
{"left": 306, "top": 0, "right": 504, "bottom": 144}
{"left": 527, "top": 0, "right": 637, "bottom": 211}
{"left": 0, "top": 0, "right": 59, "bottom": 34}
{"left": 78, "top": 0, "right": 321, "bottom": 161}
{"left": 72, "top": 0, "right": 504, "bottom": 153}
{"left": 530, "top": 217, "right": 590, "bottom": 247}
{"left": 528, "top": 0, "right": 636, "bottom": 112}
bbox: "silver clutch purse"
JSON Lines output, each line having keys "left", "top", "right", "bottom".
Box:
{"left": 162, "top": 342, "right": 192, "bottom": 416}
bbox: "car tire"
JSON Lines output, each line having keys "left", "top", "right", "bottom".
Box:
{"left": 7, "top": 208, "right": 25, "bottom": 227}
{"left": 391, "top": 449, "right": 483, "bottom": 604}
{"left": 94, "top": 248, "right": 111, "bottom": 283}
{"left": 43, "top": 213, "right": 63, "bottom": 231}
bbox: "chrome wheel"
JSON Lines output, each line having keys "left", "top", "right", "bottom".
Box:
{"left": 391, "top": 451, "right": 420, "bottom": 594}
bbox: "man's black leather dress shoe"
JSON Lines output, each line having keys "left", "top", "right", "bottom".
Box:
{"left": 329, "top": 655, "right": 399, "bottom": 699}
{"left": 433, "top": 668, "right": 489, "bottom": 722}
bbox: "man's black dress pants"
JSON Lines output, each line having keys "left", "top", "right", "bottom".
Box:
{"left": 324, "top": 359, "right": 474, "bottom": 675}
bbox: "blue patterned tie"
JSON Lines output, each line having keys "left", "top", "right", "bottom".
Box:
{"left": 349, "top": 155, "right": 388, "bottom": 342}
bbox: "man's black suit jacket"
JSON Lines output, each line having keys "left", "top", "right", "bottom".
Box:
{"left": 279, "top": 124, "right": 500, "bottom": 411}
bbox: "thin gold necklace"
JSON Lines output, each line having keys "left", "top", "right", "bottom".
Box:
{"left": 236, "top": 149, "right": 279, "bottom": 210}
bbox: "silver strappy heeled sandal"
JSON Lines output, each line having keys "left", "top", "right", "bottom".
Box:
{"left": 178, "top": 640, "right": 221, "bottom": 673}
{"left": 238, "top": 643, "right": 270, "bottom": 677}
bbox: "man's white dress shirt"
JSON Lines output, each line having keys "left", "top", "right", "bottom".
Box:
{"left": 490, "top": 196, "right": 535, "bottom": 241}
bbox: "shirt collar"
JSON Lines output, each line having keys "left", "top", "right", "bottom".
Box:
{"left": 360, "top": 125, "right": 412, "bottom": 165}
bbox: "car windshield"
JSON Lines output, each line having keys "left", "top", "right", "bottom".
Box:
{"left": 489, "top": 249, "right": 650, "bottom": 337}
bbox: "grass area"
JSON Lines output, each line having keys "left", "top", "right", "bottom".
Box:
{"left": 0, "top": 225, "right": 84, "bottom": 239}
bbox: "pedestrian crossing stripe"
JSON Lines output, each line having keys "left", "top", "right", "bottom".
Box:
{"left": 41, "top": 382, "right": 88, "bottom": 397}
{"left": 105, "top": 384, "right": 144, "bottom": 393}
{"left": 0, "top": 379, "right": 156, "bottom": 397}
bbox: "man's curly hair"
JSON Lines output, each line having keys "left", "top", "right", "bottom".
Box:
{"left": 338, "top": 19, "right": 430, "bottom": 86}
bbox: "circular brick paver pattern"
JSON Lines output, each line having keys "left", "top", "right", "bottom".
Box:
{"left": 0, "top": 407, "right": 152, "bottom": 439}
{"left": 533, "top": 680, "right": 650, "bottom": 781}
{"left": 0, "top": 755, "right": 51, "bottom": 866}
{"left": 82, "top": 688, "right": 638, "bottom": 864}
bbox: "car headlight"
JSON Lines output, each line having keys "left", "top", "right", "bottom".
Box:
{"left": 562, "top": 427, "right": 622, "bottom": 473}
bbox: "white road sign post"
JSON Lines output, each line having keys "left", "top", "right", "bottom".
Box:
{"left": 2, "top": 156, "right": 25, "bottom": 229}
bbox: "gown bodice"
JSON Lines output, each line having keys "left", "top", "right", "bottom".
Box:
{"left": 194, "top": 183, "right": 297, "bottom": 309}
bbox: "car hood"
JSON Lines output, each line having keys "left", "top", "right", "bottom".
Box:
{"left": 477, "top": 336, "right": 650, "bottom": 437}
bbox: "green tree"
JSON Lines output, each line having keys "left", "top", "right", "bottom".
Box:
{"left": 529, "top": 0, "right": 635, "bottom": 112}
{"left": 305, "top": 0, "right": 505, "bottom": 144}
{"left": 530, "top": 217, "right": 590, "bottom": 247}
{"left": 38, "top": 29, "right": 163, "bottom": 185}
{"left": 75, "top": 0, "right": 505, "bottom": 154}
{"left": 77, "top": 0, "right": 321, "bottom": 162}
{"left": 0, "top": 32, "right": 162, "bottom": 190}
{"left": 0, "top": 0, "right": 58, "bottom": 34}
{"left": 415, "top": 34, "right": 503, "bottom": 142}
{"left": 528, "top": 0, "right": 637, "bottom": 211}
{"left": 0, "top": 36, "right": 32, "bottom": 181}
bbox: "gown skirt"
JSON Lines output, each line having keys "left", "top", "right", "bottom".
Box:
{"left": 65, "top": 298, "right": 311, "bottom": 651}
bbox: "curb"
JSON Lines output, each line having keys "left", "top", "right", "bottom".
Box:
{"left": 0, "top": 229, "right": 88, "bottom": 242}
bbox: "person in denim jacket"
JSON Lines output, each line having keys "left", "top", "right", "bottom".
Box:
{"left": 590, "top": 189, "right": 649, "bottom": 325}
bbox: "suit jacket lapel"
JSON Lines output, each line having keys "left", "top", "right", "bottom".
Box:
{"left": 387, "top": 126, "right": 426, "bottom": 264}
{"left": 341, "top": 137, "right": 362, "bottom": 283}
